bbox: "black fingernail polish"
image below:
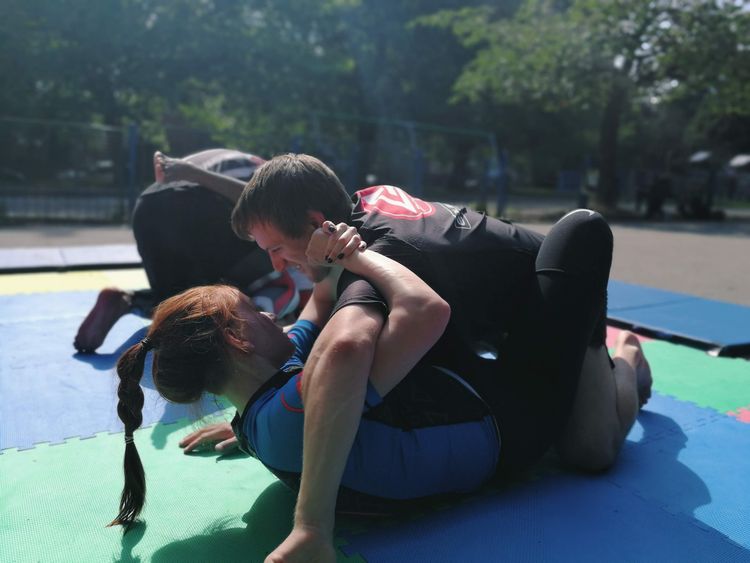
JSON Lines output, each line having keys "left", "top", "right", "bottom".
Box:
{"left": 328, "top": 224, "right": 336, "bottom": 233}
{"left": 337, "top": 253, "right": 344, "bottom": 260}
{"left": 326, "top": 257, "right": 332, "bottom": 263}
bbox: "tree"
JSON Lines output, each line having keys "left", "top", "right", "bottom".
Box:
{"left": 423, "top": 0, "right": 750, "bottom": 208}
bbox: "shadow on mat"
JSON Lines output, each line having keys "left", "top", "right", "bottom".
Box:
{"left": 73, "top": 326, "right": 148, "bottom": 371}
{"left": 147, "top": 397, "right": 232, "bottom": 451}
{"left": 150, "top": 482, "right": 297, "bottom": 563}
{"left": 621, "top": 409, "right": 711, "bottom": 515}
{"left": 115, "top": 521, "right": 147, "bottom": 563}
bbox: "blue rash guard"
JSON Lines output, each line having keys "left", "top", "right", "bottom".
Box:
{"left": 231, "top": 319, "right": 500, "bottom": 501}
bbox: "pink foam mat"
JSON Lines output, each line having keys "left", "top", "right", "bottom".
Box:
{"left": 606, "top": 325, "right": 652, "bottom": 349}
{"left": 728, "top": 406, "right": 750, "bottom": 424}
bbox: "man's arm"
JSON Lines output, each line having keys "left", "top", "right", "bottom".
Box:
{"left": 292, "top": 269, "right": 340, "bottom": 328}
{"left": 268, "top": 226, "right": 450, "bottom": 562}
{"left": 333, "top": 248, "right": 450, "bottom": 396}
{"left": 268, "top": 303, "right": 383, "bottom": 563}
{"left": 314, "top": 223, "right": 451, "bottom": 395}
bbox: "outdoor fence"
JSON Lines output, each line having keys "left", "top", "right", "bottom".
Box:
{"left": 0, "top": 115, "right": 507, "bottom": 224}
{"left": 3, "top": 115, "right": 743, "bottom": 225}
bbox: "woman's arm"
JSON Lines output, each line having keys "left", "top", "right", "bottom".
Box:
{"left": 154, "top": 151, "right": 248, "bottom": 203}
{"left": 293, "top": 270, "right": 339, "bottom": 328}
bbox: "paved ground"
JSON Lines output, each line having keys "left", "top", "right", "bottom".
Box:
{"left": 521, "top": 220, "right": 750, "bottom": 306}
{"left": 0, "top": 224, "right": 136, "bottom": 248}
{"left": 1, "top": 212, "right": 749, "bottom": 306}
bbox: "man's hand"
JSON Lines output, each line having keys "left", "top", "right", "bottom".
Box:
{"left": 178, "top": 422, "right": 238, "bottom": 453}
{"left": 265, "top": 525, "right": 335, "bottom": 563}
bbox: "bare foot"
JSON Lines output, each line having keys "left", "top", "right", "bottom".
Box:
{"left": 614, "top": 330, "right": 653, "bottom": 408}
{"left": 74, "top": 288, "right": 133, "bottom": 353}
{"left": 153, "top": 151, "right": 195, "bottom": 184}
{"left": 153, "top": 151, "right": 166, "bottom": 183}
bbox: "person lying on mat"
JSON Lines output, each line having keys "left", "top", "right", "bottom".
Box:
{"left": 110, "top": 219, "right": 652, "bottom": 563}
{"left": 74, "top": 149, "right": 302, "bottom": 353}
{"left": 132, "top": 152, "right": 651, "bottom": 562}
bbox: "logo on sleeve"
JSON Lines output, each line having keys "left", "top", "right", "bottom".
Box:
{"left": 438, "top": 203, "right": 472, "bottom": 229}
{"left": 358, "top": 185, "right": 435, "bottom": 220}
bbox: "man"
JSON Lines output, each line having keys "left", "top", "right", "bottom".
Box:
{"left": 74, "top": 149, "right": 300, "bottom": 353}
{"left": 225, "top": 154, "right": 649, "bottom": 562}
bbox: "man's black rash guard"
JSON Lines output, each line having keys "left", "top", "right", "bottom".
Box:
{"left": 335, "top": 185, "right": 544, "bottom": 363}
{"left": 335, "top": 191, "right": 614, "bottom": 474}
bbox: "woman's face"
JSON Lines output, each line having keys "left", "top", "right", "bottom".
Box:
{"left": 234, "top": 293, "right": 295, "bottom": 368}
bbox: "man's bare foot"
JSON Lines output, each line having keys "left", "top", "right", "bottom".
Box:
{"left": 153, "top": 151, "right": 195, "bottom": 184}
{"left": 614, "top": 330, "right": 653, "bottom": 408}
{"left": 74, "top": 288, "right": 133, "bottom": 353}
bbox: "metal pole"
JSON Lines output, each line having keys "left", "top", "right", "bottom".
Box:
{"left": 127, "top": 123, "right": 138, "bottom": 219}
{"left": 488, "top": 134, "right": 508, "bottom": 216}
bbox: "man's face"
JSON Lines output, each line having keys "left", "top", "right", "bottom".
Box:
{"left": 250, "top": 221, "right": 329, "bottom": 282}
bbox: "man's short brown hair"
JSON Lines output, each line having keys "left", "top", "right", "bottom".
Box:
{"left": 231, "top": 153, "right": 353, "bottom": 240}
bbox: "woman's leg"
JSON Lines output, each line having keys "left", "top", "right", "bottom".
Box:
{"left": 556, "top": 332, "right": 652, "bottom": 471}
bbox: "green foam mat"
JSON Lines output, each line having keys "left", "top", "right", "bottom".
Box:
{"left": 641, "top": 340, "right": 750, "bottom": 413}
{"left": 0, "top": 413, "right": 363, "bottom": 563}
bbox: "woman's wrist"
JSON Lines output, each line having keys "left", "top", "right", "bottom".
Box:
{"left": 337, "top": 247, "right": 372, "bottom": 274}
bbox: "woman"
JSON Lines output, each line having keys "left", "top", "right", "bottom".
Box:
{"left": 110, "top": 221, "right": 460, "bottom": 528}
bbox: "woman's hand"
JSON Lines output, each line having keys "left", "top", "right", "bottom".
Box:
{"left": 265, "top": 525, "right": 335, "bottom": 563}
{"left": 306, "top": 221, "right": 366, "bottom": 267}
{"left": 178, "top": 422, "right": 238, "bottom": 453}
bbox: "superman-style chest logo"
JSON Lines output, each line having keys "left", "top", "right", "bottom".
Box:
{"left": 358, "top": 185, "right": 435, "bottom": 220}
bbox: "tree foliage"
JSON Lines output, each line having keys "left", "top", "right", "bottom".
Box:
{"left": 1, "top": 0, "right": 748, "bottom": 204}
{"left": 423, "top": 0, "right": 750, "bottom": 206}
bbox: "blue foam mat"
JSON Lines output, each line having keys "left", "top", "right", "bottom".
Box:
{"left": 340, "top": 393, "right": 750, "bottom": 561}
{"left": 0, "top": 290, "right": 224, "bottom": 451}
{"left": 608, "top": 280, "right": 750, "bottom": 351}
{"left": 608, "top": 280, "right": 695, "bottom": 311}
{"left": 4, "top": 287, "right": 750, "bottom": 560}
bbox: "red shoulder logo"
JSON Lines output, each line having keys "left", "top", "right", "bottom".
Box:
{"left": 357, "top": 185, "right": 435, "bottom": 220}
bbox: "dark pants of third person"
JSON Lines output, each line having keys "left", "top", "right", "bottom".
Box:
{"left": 131, "top": 185, "right": 273, "bottom": 309}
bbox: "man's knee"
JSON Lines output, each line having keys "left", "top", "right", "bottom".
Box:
{"left": 537, "top": 210, "right": 613, "bottom": 276}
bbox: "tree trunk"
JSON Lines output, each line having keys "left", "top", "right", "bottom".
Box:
{"left": 594, "top": 81, "right": 627, "bottom": 209}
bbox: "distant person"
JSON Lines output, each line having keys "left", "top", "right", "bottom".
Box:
{"left": 74, "top": 149, "right": 302, "bottom": 353}
{"left": 645, "top": 173, "right": 671, "bottom": 220}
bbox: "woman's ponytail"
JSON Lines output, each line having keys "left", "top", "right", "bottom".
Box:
{"left": 108, "top": 337, "right": 151, "bottom": 531}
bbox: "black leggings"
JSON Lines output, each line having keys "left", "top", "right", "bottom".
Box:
{"left": 460, "top": 210, "right": 613, "bottom": 473}
{"left": 131, "top": 185, "right": 273, "bottom": 307}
